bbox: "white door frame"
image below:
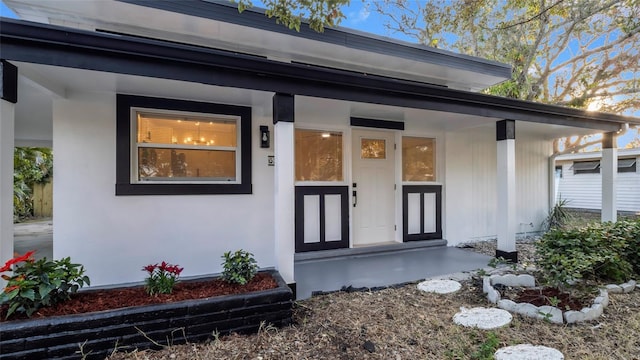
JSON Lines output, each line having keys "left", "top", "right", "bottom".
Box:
{"left": 350, "top": 128, "right": 398, "bottom": 247}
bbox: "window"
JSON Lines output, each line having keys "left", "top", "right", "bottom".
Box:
{"left": 361, "top": 139, "right": 386, "bottom": 159}
{"left": 402, "top": 137, "right": 436, "bottom": 181}
{"left": 618, "top": 158, "right": 637, "bottom": 173}
{"left": 295, "top": 129, "right": 343, "bottom": 181}
{"left": 571, "top": 160, "right": 600, "bottom": 175}
{"left": 135, "top": 111, "right": 238, "bottom": 182}
{"left": 116, "top": 95, "right": 252, "bottom": 195}
{"left": 555, "top": 165, "right": 563, "bottom": 178}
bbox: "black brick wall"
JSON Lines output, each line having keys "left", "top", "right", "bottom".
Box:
{"left": 0, "top": 270, "right": 292, "bottom": 359}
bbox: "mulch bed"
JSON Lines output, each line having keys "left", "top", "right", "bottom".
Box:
{"left": 0, "top": 273, "right": 277, "bottom": 322}
{"left": 495, "top": 284, "right": 592, "bottom": 311}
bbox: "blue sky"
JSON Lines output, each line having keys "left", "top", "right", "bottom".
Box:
{"left": 1, "top": 0, "right": 637, "bottom": 147}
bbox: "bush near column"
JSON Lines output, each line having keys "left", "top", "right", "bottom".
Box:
{"left": 536, "top": 220, "right": 639, "bottom": 289}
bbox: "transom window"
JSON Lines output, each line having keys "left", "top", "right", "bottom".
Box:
{"left": 134, "top": 110, "right": 239, "bottom": 183}
{"left": 116, "top": 94, "right": 252, "bottom": 195}
{"left": 295, "top": 129, "right": 343, "bottom": 181}
{"left": 402, "top": 137, "right": 436, "bottom": 181}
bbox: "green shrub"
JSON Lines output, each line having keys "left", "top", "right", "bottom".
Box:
{"left": 222, "top": 250, "right": 258, "bottom": 285}
{"left": 624, "top": 220, "right": 640, "bottom": 274}
{"left": 536, "top": 221, "right": 636, "bottom": 289}
{"left": 0, "top": 252, "right": 90, "bottom": 319}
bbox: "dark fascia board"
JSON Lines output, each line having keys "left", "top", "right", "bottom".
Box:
{"left": 117, "top": 0, "right": 512, "bottom": 80}
{"left": 1, "top": 19, "right": 637, "bottom": 132}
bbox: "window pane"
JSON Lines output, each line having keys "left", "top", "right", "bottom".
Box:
{"left": 138, "top": 148, "right": 236, "bottom": 181}
{"left": 403, "top": 137, "right": 435, "bottom": 181}
{"left": 137, "top": 113, "right": 236, "bottom": 147}
{"left": 295, "top": 129, "right": 343, "bottom": 181}
{"left": 361, "top": 139, "right": 386, "bottom": 159}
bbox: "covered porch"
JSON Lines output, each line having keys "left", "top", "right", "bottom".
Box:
{"left": 295, "top": 241, "right": 491, "bottom": 300}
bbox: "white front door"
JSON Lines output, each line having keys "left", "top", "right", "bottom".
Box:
{"left": 352, "top": 129, "right": 396, "bottom": 246}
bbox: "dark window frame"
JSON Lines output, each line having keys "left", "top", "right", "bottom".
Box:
{"left": 116, "top": 94, "right": 252, "bottom": 195}
{"left": 572, "top": 160, "right": 600, "bottom": 175}
{"left": 618, "top": 158, "right": 637, "bottom": 173}
{"left": 555, "top": 165, "right": 563, "bottom": 178}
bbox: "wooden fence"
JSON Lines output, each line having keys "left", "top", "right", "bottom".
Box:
{"left": 33, "top": 181, "right": 53, "bottom": 217}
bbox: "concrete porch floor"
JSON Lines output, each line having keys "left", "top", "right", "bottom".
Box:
{"left": 294, "top": 245, "right": 493, "bottom": 300}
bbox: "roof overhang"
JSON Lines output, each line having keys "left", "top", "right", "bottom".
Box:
{"left": 1, "top": 18, "right": 638, "bottom": 133}
{"left": 4, "top": 0, "right": 511, "bottom": 91}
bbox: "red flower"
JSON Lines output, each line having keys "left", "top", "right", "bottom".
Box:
{"left": 0, "top": 250, "right": 36, "bottom": 272}
{"left": 142, "top": 264, "right": 157, "bottom": 273}
{"left": 4, "top": 285, "right": 19, "bottom": 293}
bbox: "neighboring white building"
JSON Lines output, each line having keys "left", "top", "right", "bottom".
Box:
{"left": 555, "top": 148, "right": 640, "bottom": 212}
{"left": 1, "top": 0, "right": 639, "bottom": 291}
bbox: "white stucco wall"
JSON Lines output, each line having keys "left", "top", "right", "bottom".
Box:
{"left": 52, "top": 91, "right": 276, "bottom": 287}
{"left": 444, "top": 125, "right": 551, "bottom": 246}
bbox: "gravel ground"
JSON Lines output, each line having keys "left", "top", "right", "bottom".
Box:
{"left": 458, "top": 236, "right": 539, "bottom": 266}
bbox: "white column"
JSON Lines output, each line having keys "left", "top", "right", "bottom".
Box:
{"left": 601, "top": 132, "right": 617, "bottom": 222}
{"left": 274, "top": 121, "right": 295, "bottom": 284}
{"left": 496, "top": 120, "right": 517, "bottom": 261}
{"left": 0, "top": 99, "right": 15, "bottom": 273}
{"left": 273, "top": 92, "right": 296, "bottom": 285}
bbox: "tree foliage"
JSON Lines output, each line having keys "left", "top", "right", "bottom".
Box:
{"left": 235, "top": 0, "right": 350, "bottom": 32}
{"left": 374, "top": 0, "right": 639, "bottom": 115}
{"left": 14, "top": 147, "right": 53, "bottom": 221}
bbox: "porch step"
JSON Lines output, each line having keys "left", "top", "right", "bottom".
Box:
{"left": 295, "top": 239, "right": 448, "bottom": 263}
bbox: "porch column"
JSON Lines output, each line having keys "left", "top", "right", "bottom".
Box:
{"left": 273, "top": 93, "right": 296, "bottom": 289}
{"left": 0, "top": 60, "right": 18, "bottom": 277}
{"left": 601, "top": 132, "right": 617, "bottom": 222}
{"left": 496, "top": 120, "right": 517, "bottom": 262}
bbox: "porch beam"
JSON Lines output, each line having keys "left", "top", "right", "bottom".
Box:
{"left": 496, "top": 120, "right": 517, "bottom": 262}
{"left": 601, "top": 132, "right": 617, "bottom": 222}
{"left": 0, "top": 60, "right": 17, "bottom": 281}
{"left": 1, "top": 19, "right": 636, "bottom": 132}
{"left": 273, "top": 93, "right": 295, "bottom": 288}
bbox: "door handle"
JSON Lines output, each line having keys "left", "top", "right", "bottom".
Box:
{"left": 352, "top": 182, "right": 357, "bottom": 207}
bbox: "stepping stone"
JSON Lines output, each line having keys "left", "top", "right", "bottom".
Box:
{"left": 453, "top": 307, "right": 512, "bottom": 329}
{"left": 495, "top": 344, "right": 564, "bottom": 359}
{"left": 417, "top": 279, "right": 462, "bottom": 294}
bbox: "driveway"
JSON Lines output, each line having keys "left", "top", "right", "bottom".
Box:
{"left": 14, "top": 218, "right": 53, "bottom": 260}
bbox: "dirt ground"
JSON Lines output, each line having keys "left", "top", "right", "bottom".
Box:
{"left": 107, "top": 277, "right": 640, "bottom": 360}
{"left": 106, "top": 213, "right": 640, "bottom": 359}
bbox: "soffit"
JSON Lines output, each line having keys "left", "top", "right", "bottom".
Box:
{"left": 4, "top": 0, "right": 510, "bottom": 91}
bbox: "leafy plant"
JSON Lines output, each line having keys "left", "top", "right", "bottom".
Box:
{"left": 542, "top": 197, "right": 573, "bottom": 231}
{"left": 488, "top": 257, "right": 509, "bottom": 268}
{"left": 13, "top": 147, "right": 53, "bottom": 221}
{"left": 222, "top": 250, "right": 258, "bottom": 285}
{"left": 535, "top": 221, "right": 637, "bottom": 290}
{"left": 624, "top": 220, "right": 640, "bottom": 275}
{"left": 0, "top": 251, "right": 90, "bottom": 319}
{"left": 142, "top": 261, "right": 183, "bottom": 296}
{"left": 471, "top": 331, "right": 500, "bottom": 360}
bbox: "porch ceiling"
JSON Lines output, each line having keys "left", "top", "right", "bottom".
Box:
{"left": 13, "top": 63, "right": 601, "bottom": 144}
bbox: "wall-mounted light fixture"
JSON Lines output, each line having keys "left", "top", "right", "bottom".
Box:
{"left": 260, "top": 125, "right": 270, "bottom": 148}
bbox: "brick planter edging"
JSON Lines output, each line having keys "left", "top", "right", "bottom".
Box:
{"left": 0, "top": 270, "right": 293, "bottom": 360}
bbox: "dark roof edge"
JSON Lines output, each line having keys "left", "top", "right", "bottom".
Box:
{"left": 1, "top": 18, "right": 637, "bottom": 131}
{"left": 116, "top": 0, "right": 512, "bottom": 79}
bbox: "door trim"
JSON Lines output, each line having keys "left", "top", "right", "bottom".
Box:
{"left": 402, "top": 185, "right": 442, "bottom": 241}
{"left": 295, "top": 186, "right": 349, "bottom": 252}
{"left": 350, "top": 117, "right": 405, "bottom": 130}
